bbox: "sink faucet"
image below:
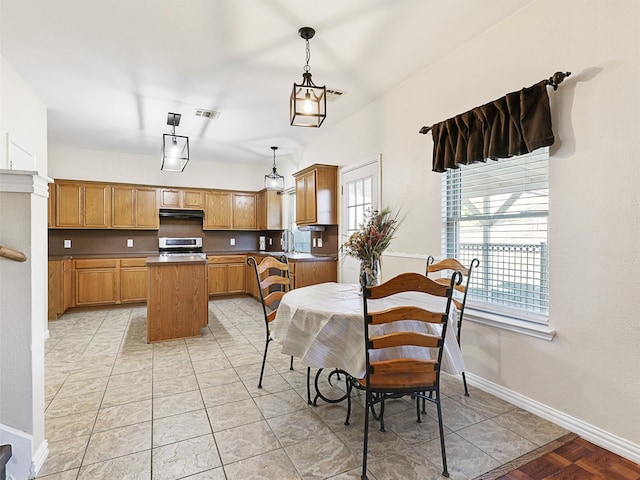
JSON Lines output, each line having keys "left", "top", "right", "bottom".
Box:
{"left": 281, "top": 229, "right": 294, "bottom": 253}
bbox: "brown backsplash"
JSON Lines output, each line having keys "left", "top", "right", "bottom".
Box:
{"left": 48, "top": 218, "right": 339, "bottom": 256}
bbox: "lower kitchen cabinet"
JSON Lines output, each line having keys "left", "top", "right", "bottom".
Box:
{"left": 290, "top": 259, "right": 337, "bottom": 289}
{"left": 48, "top": 259, "right": 74, "bottom": 320}
{"left": 207, "top": 255, "right": 246, "bottom": 295}
{"left": 120, "top": 258, "right": 147, "bottom": 303}
{"left": 74, "top": 259, "right": 118, "bottom": 306}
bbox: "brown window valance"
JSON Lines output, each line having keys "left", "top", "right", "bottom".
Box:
{"left": 427, "top": 80, "right": 555, "bottom": 173}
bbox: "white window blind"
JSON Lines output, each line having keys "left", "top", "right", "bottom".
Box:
{"left": 442, "top": 147, "right": 549, "bottom": 319}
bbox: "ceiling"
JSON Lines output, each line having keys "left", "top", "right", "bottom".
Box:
{"left": 1, "top": 0, "right": 532, "bottom": 166}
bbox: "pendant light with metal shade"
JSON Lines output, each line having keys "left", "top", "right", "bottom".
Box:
{"left": 265, "top": 146, "right": 285, "bottom": 191}
{"left": 161, "top": 112, "right": 189, "bottom": 172}
{"left": 290, "top": 27, "right": 326, "bottom": 127}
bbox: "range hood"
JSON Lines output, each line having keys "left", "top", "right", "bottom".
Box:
{"left": 159, "top": 208, "right": 204, "bottom": 219}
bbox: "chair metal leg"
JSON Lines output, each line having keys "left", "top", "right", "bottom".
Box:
{"left": 462, "top": 371, "right": 469, "bottom": 396}
{"left": 416, "top": 392, "right": 422, "bottom": 423}
{"left": 435, "top": 390, "right": 449, "bottom": 478}
{"left": 258, "top": 337, "right": 270, "bottom": 389}
{"left": 290, "top": 355, "right": 294, "bottom": 370}
{"left": 306, "top": 367, "right": 312, "bottom": 405}
{"left": 361, "top": 389, "right": 371, "bottom": 480}
{"left": 344, "top": 378, "right": 352, "bottom": 426}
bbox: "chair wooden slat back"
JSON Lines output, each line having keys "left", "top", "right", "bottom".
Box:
{"left": 426, "top": 255, "right": 479, "bottom": 397}
{"left": 247, "top": 255, "right": 292, "bottom": 388}
{"left": 355, "top": 270, "right": 461, "bottom": 479}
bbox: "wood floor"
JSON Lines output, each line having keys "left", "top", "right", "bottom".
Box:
{"left": 478, "top": 433, "right": 640, "bottom": 480}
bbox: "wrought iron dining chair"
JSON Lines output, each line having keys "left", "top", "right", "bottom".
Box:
{"left": 426, "top": 255, "right": 479, "bottom": 396}
{"left": 350, "top": 271, "right": 460, "bottom": 479}
{"left": 247, "top": 255, "right": 293, "bottom": 389}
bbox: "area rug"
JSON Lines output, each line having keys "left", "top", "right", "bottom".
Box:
{"left": 472, "top": 432, "right": 579, "bottom": 480}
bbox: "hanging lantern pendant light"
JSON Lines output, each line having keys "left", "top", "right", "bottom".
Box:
{"left": 265, "top": 146, "right": 285, "bottom": 191}
{"left": 161, "top": 112, "right": 190, "bottom": 172}
{"left": 290, "top": 27, "right": 326, "bottom": 127}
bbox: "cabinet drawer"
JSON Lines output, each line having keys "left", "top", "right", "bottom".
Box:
{"left": 75, "top": 259, "right": 118, "bottom": 269}
{"left": 208, "top": 255, "right": 246, "bottom": 264}
{"left": 120, "top": 258, "right": 147, "bottom": 267}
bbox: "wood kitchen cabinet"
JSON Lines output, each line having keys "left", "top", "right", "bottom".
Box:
{"left": 204, "top": 191, "right": 257, "bottom": 230}
{"left": 293, "top": 164, "right": 338, "bottom": 225}
{"left": 290, "top": 259, "right": 338, "bottom": 289}
{"left": 160, "top": 188, "right": 204, "bottom": 209}
{"left": 256, "top": 189, "right": 283, "bottom": 230}
{"left": 207, "top": 255, "right": 246, "bottom": 295}
{"left": 74, "top": 258, "right": 118, "bottom": 306}
{"left": 146, "top": 257, "right": 208, "bottom": 342}
{"left": 112, "top": 186, "right": 159, "bottom": 229}
{"left": 120, "top": 258, "right": 147, "bottom": 303}
{"left": 232, "top": 193, "right": 256, "bottom": 229}
{"left": 54, "top": 181, "right": 111, "bottom": 228}
{"left": 48, "top": 259, "right": 74, "bottom": 320}
{"left": 203, "top": 191, "right": 232, "bottom": 229}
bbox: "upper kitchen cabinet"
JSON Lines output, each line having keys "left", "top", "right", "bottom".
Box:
{"left": 204, "top": 191, "right": 257, "bottom": 230}
{"left": 293, "top": 164, "right": 338, "bottom": 225}
{"left": 159, "top": 188, "right": 204, "bottom": 210}
{"left": 204, "top": 191, "right": 232, "bottom": 229}
{"left": 232, "top": 193, "right": 256, "bottom": 230}
{"left": 256, "top": 189, "right": 283, "bottom": 230}
{"left": 54, "top": 181, "right": 111, "bottom": 228}
{"left": 111, "top": 186, "right": 159, "bottom": 229}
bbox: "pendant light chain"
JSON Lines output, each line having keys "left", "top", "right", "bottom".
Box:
{"left": 304, "top": 39, "right": 311, "bottom": 73}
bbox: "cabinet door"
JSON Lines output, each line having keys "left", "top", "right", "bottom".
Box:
{"left": 304, "top": 172, "right": 317, "bottom": 223}
{"left": 75, "top": 268, "right": 118, "bottom": 306}
{"left": 295, "top": 176, "right": 306, "bottom": 224}
{"left": 232, "top": 193, "right": 256, "bottom": 229}
{"left": 56, "top": 183, "right": 83, "bottom": 227}
{"left": 62, "top": 259, "right": 74, "bottom": 311}
{"left": 207, "top": 264, "right": 228, "bottom": 294}
{"left": 120, "top": 267, "right": 147, "bottom": 303}
{"left": 48, "top": 261, "right": 62, "bottom": 320}
{"left": 204, "top": 191, "right": 232, "bottom": 229}
{"left": 265, "top": 190, "right": 283, "bottom": 230}
{"left": 182, "top": 190, "right": 204, "bottom": 209}
{"left": 256, "top": 191, "right": 266, "bottom": 230}
{"left": 292, "top": 260, "right": 337, "bottom": 289}
{"left": 135, "top": 188, "right": 159, "bottom": 228}
{"left": 160, "top": 189, "right": 181, "bottom": 208}
{"left": 84, "top": 184, "right": 110, "bottom": 228}
{"left": 227, "top": 264, "right": 246, "bottom": 293}
{"left": 111, "top": 186, "right": 136, "bottom": 228}
{"left": 48, "top": 184, "right": 55, "bottom": 228}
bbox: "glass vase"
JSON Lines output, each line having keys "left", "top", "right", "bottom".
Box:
{"left": 360, "top": 258, "right": 381, "bottom": 289}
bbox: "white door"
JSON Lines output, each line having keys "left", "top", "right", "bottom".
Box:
{"left": 340, "top": 156, "right": 381, "bottom": 283}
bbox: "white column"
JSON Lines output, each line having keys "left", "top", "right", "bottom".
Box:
{"left": 0, "top": 170, "right": 51, "bottom": 479}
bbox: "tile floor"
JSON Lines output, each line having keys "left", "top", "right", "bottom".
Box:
{"left": 39, "top": 296, "right": 568, "bottom": 480}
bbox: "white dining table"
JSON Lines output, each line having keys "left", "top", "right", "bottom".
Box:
{"left": 271, "top": 282, "right": 466, "bottom": 380}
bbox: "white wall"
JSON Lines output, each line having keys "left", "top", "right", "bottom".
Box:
{"left": 302, "top": 0, "right": 640, "bottom": 453}
{"left": 0, "top": 55, "right": 49, "bottom": 478}
{"left": 48, "top": 144, "right": 298, "bottom": 192}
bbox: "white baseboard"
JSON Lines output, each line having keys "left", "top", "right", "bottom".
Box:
{"left": 466, "top": 373, "right": 640, "bottom": 463}
{"left": 0, "top": 423, "right": 49, "bottom": 480}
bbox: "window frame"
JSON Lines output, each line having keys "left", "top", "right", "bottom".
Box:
{"left": 441, "top": 147, "right": 555, "bottom": 340}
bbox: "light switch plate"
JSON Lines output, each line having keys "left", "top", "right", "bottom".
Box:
{"left": 269, "top": 238, "right": 272, "bottom": 245}
{"left": 317, "top": 237, "right": 323, "bottom": 247}
{"left": 127, "top": 239, "right": 134, "bottom": 247}
{"left": 312, "top": 238, "right": 317, "bottom": 247}
{"left": 230, "top": 238, "right": 235, "bottom": 246}
{"left": 64, "top": 239, "right": 71, "bottom": 249}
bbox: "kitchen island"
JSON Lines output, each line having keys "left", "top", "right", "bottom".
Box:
{"left": 145, "top": 255, "right": 208, "bottom": 342}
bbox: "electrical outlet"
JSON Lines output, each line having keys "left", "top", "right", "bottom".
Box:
{"left": 317, "top": 237, "right": 323, "bottom": 248}
{"left": 64, "top": 239, "right": 71, "bottom": 249}
{"left": 269, "top": 238, "right": 272, "bottom": 245}
{"left": 127, "top": 239, "right": 134, "bottom": 248}
{"left": 312, "top": 238, "right": 317, "bottom": 247}
{"left": 230, "top": 238, "right": 235, "bottom": 246}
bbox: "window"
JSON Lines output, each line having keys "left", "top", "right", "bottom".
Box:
{"left": 442, "top": 147, "right": 549, "bottom": 321}
{"left": 285, "top": 188, "right": 311, "bottom": 253}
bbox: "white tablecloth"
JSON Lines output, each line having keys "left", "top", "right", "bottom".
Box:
{"left": 271, "top": 282, "right": 465, "bottom": 379}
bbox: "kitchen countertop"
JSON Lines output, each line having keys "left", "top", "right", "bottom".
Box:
{"left": 49, "top": 251, "right": 338, "bottom": 262}
{"left": 145, "top": 255, "right": 208, "bottom": 265}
